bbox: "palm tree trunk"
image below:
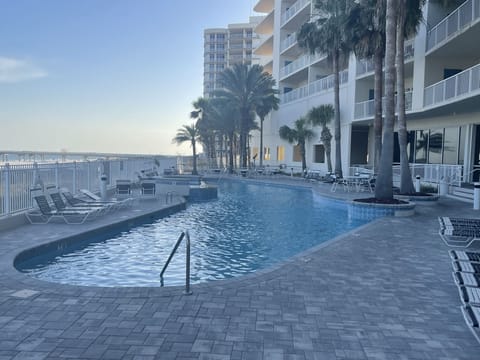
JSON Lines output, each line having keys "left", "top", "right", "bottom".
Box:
{"left": 259, "top": 117, "right": 264, "bottom": 168}
{"left": 333, "top": 51, "right": 343, "bottom": 178}
{"left": 192, "top": 140, "right": 198, "bottom": 175}
{"left": 373, "top": 48, "right": 383, "bottom": 173}
{"left": 228, "top": 132, "right": 234, "bottom": 174}
{"left": 396, "top": 0, "right": 415, "bottom": 194}
{"left": 300, "top": 141, "right": 307, "bottom": 172}
{"left": 375, "top": 0, "right": 397, "bottom": 200}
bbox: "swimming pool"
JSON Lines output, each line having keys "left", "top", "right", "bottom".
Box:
{"left": 17, "top": 180, "right": 372, "bottom": 287}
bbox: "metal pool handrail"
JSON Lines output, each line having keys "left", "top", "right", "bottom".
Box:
{"left": 160, "top": 231, "right": 192, "bottom": 295}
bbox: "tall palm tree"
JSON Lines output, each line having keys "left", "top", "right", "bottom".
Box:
{"left": 216, "top": 63, "right": 277, "bottom": 168}
{"left": 297, "top": 0, "right": 352, "bottom": 178}
{"left": 346, "top": 0, "right": 386, "bottom": 171}
{"left": 191, "top": 97, "right": 217, "bottom": 169}
{"left": 209, "top": 98, "right": 239, "bottom": 173}
{"left": 396, "top": 0, "right": 424, "bottom": 194}
{"left": 375, "top": 0, "right": 396, "bottom": 200}
{"left": 279, "top": 117, "right": 316, "bottom": 172}
{"left": 256, "top": 93, "right": 279, "bottom": 167}
{"left": 307, "top": 104, "right": 334, "bottom": 173}
{"left": 172, "top": 124, "right": 200, "bottom": 175}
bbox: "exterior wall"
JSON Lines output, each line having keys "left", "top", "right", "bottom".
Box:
{"left": 249, "top": 0, "right": 480, "bottom": 180}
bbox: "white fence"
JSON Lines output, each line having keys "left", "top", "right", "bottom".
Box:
{"left": 0, "top": 158, "right": 156, "bottom": 217}
{"left": 392, "top": 164, "right": 463, "bottom": 187}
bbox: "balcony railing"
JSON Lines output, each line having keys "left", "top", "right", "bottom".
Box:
{"left": 424, "top": 63, "right": 480, "bottom": 107}
{"left": 356, "top": 39, "right": 415, "bottom": 77}
{"left": 280, "top": 51, "right": 325, "bottom": 79}
{"left": 354, "top": 91, "right": 413, "bottom": 119}
{"left": 281, "top": 0, "right": 311, "bottom": 26}
{"left": 280, "top": 55, "right": 310, "bottom": 78}
{"left": 280, "top": 70, "right": 348, "bottom": 104}
{"left": 426, "top": 0, "right": 480, "bottom": 51}
{"left": 280, "top": 33, "right": 297, "bottom": 53}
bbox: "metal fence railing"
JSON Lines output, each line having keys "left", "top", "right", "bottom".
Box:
{"left": 0, "top": 157, "right": 156, "bottom": 217}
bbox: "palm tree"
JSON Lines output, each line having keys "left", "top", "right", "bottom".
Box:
{"left": 279, "top": 117, "right": 316, "bottom": 172}
{"left": 307, "top": 104, "right": 334, "bottom": 173}
{"left": 172, "top": 124, "right": 200, "bottom": 175}
{"left": 375, "top": 0, "right": 396, "bottom": 200}
{"left": 256, "top": 93, "right": 279, "bottom": 168}
{"left": 346, "top": 0, "right": 386, "bottom": 171}
{"left": 191, "top": 97, "right": 217, "bottom": 169}
{"left": 396, "top": 0, "right": 424, "bottom": 194}
{"left": 297, "top": 0, "right": 352, "bottom": 178}
{"left": 216, "top": 63, "right": 278, "bottom": 168}
{"left": 209, "top": 98, "right": 239, "bottom": 173}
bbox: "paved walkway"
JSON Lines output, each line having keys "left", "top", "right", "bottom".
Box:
{"left": 1, "top": 179, "right": 480, "bottom": 359}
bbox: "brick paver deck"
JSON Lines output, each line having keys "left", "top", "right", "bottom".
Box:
{"left": 1, "top": 179, "right": 480, "bottom": 359}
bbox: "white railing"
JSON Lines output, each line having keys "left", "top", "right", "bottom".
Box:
{"left": 280, "top": 55, "right": 310, "bottom": 78}
{"left": 354, "top": 91, "right": 413, "bottom": 119}
{"left": 356, "top": 39, "right": 415, "bottom": 77}
{"left": 0, "top": 158, "right": 156, "bottom": 217}
{"left": 427, "top": 0, "right": 480, "bottom": 51}
{"left": 281, "top": 0, "right": 311, "bottom": 26}
{"left": 424, "top": 63, "right": 480, "bottom": 107}
{"left": 392, "top": 164, "right": 463, "bottom": 187}
{"left": 280, "top": 70, "right": 348, "bottom": 104}
{"left": 280, "top": 52, "right": 326, "bottom": 79}
{"left": 280, "top": 84, "right": 309, "bottom": 103}
{"left": 280, "top": 33, "right": 297, "bottom": 53}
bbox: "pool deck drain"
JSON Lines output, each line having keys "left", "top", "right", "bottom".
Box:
{"left": 0, "top": 178, "right": 480, "bottom": 359}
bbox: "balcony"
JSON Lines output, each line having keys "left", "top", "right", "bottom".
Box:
{"left": 424, "top": 63, "right": 480, "bottom": 108}
{"left": 280, "top": 33, "right": 297, "bottom": 53}
{"left": 354, "top": 91, "right": 413, "bottom": 120}
{"left": 356, "top": 39, "right": 415, "bottom": 77}
{"left": 281, "top": 0, "right": 311, "bottom": 27}
{"left": 254, "top": 0, "right": 274, "bottom": 13}
{"left": 426, "top": 0, "right": 480, "bottom": 52}
{"left": 280, "top": 52, "right": 325, "bottom": 80}
{"left": 280, "top": 70, "right": 348, "bottom": 104}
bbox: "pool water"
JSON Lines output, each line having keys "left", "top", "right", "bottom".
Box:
{"left": 18, "top": 181, "right": 371, "bottom": 287}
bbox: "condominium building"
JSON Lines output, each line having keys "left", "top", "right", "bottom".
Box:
{"left": 251, "top": 0, "right": 480, "bottom": 185}
{"left": 203, "top": 17, "right": 263, "bottom": 98}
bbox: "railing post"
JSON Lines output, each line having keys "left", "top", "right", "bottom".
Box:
{"left": 4, "top": 163, "right": 10, "bottom": 215}
{"left": 55, "top": 162, "right": 59, "bottom": 189}
{"left": 73, "top": 161, "right": 77, "bottom": 193}
{"left": 474, "top": 182, "right": 480, "bottom": 210}
{"left": 184, "top": 231, "right": 192, "bottom": 295}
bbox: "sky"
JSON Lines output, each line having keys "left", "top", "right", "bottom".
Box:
{"left": 0, "top": 0, "right": 258, "bottom": 156}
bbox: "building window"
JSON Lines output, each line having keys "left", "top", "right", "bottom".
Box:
{"left": 264, "top": 147, "right": 271, "bottom": 160}
{"left": 277, "top": 146, "right": 285, "bottom": 161}
{"left": 443, "top": 127, "right": 459, "bottom": 164}
{"left": 314, "top": 145, "right": 325, "bottom": 163}
{"left": 428, "top": 129, "right": 443, "bottom": 164}
{"left": 293, "top": 145, "right": 302, "bottom": 162}
{"left": 415, "top": 130, "right": 428, "bottom": 163}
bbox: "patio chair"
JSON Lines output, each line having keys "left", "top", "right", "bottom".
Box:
{"left": 79, "top": 189, "right": 133, "bottom": 209}
{"left": 49, "top": 191, "right": 110, "bottom": 214}
{"left": 330, "top": 176, "right": 348, "bottom": 192}
{"left": 26, "top": 195, "right": 100, "bottom": 224}
{"left": 116, "top": 179, "right": 132, "bottom": 197}
{"left": 140, "top": 180, "right": 156, "bottom": 197}
{"left": 454, "top": 272, "right": 480, "bottom": 287}
{"left": 459, "top": 285, "right": 480, "bottom": 305}
{"left": 450, "top": 250, "right": 480, "bottom": 263}
{"left": 461, "top": 305, "right": 480, "bottom": 343}
{"left": 453, "top": 261, "right": 480, "bottom": 274}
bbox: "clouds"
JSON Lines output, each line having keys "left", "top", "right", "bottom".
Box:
{"left": 0, "top": 56, "right": 47, "bottom": 83}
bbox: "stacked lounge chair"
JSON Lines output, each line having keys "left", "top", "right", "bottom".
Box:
{"left": 26, "top": 194, "right": 103, "bottom": 224}
{"left": 438, "top": 217, "right": 480, "bottom": 247}
{"left": 449, "top": 249, "right": 480, "bottom": 343}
